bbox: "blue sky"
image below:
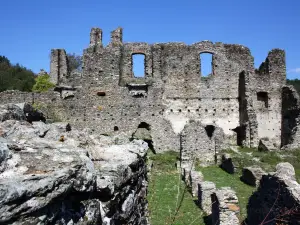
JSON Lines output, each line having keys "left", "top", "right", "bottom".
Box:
{"left": 0, "top": 0, "right": 300, "bottom": 79}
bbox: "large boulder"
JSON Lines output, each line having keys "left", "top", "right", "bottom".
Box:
{"left": 0, "top": 104, "right": 25, "bottom": 122}
{"left": 241, "top": 166, "right": 266, "bottom": 186}
{"left": 0, "top": 103, "right": 45, "bottom": 123}
{"left": 0, "top": 114, "right": 149, "bottom": 224}
{"left": 15, "top": 102, "right": 46, "bottom": 122}
{"left": 276, "top": 162, "right": 296, "bottom": 180}
{"left": 0, "top": 139, "right": 11, "bottom": 172}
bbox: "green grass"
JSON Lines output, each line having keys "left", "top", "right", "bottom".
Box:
{"left": 199, "top": 166, "right": 255, "bottom": 220}
{"left": 147, "top": 148, "right": 300, "bottom": 224}
{"left": 223, "top": 147, "right": 300, "bottom": 182}
{"left": 147, "top": 151, "right": 205, "bottom": 225}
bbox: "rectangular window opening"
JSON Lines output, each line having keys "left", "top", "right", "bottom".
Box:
{"left": 257, "top": 92, "right": 268, "bottom": 108}
{"left": 200, "top": 53, "right": 213, "bottom": 78}
{"left": 132, "top": 54, "right": 145, "bottom": 78}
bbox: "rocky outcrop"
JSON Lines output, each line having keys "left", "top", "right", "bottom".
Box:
{"left": 0, "top": 104, "right": 149, "bottom": 224}
{"left": 0, "top": 104, "right": 26, "bottom": 122}
{"left": 0, "top": 103, "right": 45, "bottom": 124}
{"left": 247, "top": 162, "right": 300, "bottom": 225}
{"left": 15, "top": 102, "right": 45, "bottom": 123}
{"left": 241, "top": 166, "right": 266, "bottom": 186}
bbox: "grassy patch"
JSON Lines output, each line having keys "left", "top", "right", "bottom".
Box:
{"left": 199, "top": 166, "right": 255, "bottom": 220}
{"left": 147, "top": 151, "right": 205, "bottom": 225}
{"left": 223, "top": 147, "right": 300, "bottom": 182}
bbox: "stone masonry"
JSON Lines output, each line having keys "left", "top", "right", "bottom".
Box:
{"left": 0, "top": 27, "right": 297, "bottom": 164}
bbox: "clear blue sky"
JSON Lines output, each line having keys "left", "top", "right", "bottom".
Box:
{"left": 1, "top": 0, "right": 300, "bottom": 79}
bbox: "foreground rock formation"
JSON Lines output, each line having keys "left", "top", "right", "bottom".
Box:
{"left": 247, "top": 162, "right": 300, "bottom": 225}
{"left": 0, "top": 104, "right": 149, "bottom": 224}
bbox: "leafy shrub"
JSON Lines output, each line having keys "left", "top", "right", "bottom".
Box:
{"left": 287, "top": 79, "right": 300, "bottom": 94}
{"left": 32, "top": 74, "right": 55, "bottom": 92}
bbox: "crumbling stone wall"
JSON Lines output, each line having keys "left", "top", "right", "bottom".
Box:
{"left": 250, "top": 50, "right": 286, "bottom": 148}
{"left": 281, "top": 85, "right": 300, "bottom": 149}
{"left": 50, "top": 49, "right": 68, "bottom": 85}
{"left": 212, "top": 187, "right": 240, "bottom": 225}
{"left": 181, "top": 120, "right": 226, "bottom": 165}
{"left": 0, "top": 27, "right": 292, "bottom": 153}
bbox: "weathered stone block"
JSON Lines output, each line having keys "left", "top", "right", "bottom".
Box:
{"left": 241, "top": 166, "right": 266, "bottom": 186}
{"left": 198, "top": 181, "right": 216, "bottom": 215}
{"left": 220, "top": 153, "right": 235, "bottom": 174}
{"left": 189, "top": 170, "right": 204, "bottom": 197}
{"left": 276, "top": 162, "right": 296, "bottom": 180}
{"left": 211, "top": 187, "right": 240, "bottom": 225}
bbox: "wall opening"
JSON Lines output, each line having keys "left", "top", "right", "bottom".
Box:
{"left": 257, "top": 92, "right": 268, "bottom": 108}
{"left": 138, "top": 122, "right": 150, "bottom": 129}
{"left": 97, "top": 91, "right": 106, "bottom": 96}
{"left": 132, "top": 54, "right": 145, "bottom": 77}
{"left": 200, "top": 53, "right": 213, "bottom": 78}
{"left": 205, "top": 125, "right": 215, "bottom": 139}
{"left": 127, "top": 83, "right": 148, "bottom": 98}
{"left": 232, "top": 125, "right": 246, "bottom": 146}
{"left": 132, "top": 122, "right": 155, "bottom": 153}
{"left": 114, "top": 126, "right": 119, "bottom": 131}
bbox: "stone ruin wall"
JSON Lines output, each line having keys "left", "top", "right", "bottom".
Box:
{"left": 0, "top": 27, "right": 296, "bottom": 163}
{"left": 282, "top": 85, "right": 300, "bottom": 149}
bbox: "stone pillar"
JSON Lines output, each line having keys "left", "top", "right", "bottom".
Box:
{"left": 50, "top": 49, "right": 68, "bottom": 85}
{"left": 110, "top": 27, "right": 123, "bottom": 46}
{"left": 198, "top": 181, "right": 216, "bottom": 215}
{"left": 90, "top": 27, "right": 102, "bottom": 46}
{"left": 211, "top": 187, "right": 240, "bottom": 225}
{"left": 267, "top": 49, "right": 286, "bottom": 86}
{"left": 189, "top": 170, "right": 203, "bottom": 197}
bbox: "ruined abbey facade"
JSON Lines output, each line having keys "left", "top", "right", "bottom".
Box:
{"left": 1, "top": 27, "right": 299, "bottom": 164}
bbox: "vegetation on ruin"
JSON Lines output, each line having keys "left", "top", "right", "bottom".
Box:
{"left": 0, "top": 55, "right": 36, "bottom": 92}
{"left": 147, "top": 151, "right": 205, "bottom": 225}
{"left": 32, "top": 73, "right": 55, "bottom": 92}
{"left": 67, "top": 53, "right": 82, "bottom": 72}
{"left": 287, "top": 79, "right": 300, "bottom": 94}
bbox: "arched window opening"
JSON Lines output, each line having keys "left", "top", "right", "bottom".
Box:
{"left": 205, "top": 125, "right": 215, "bottom": 139}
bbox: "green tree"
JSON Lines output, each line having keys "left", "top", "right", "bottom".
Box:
{"left": 32, "top": 73, "right": 55, "bottom": 92}
{"left": 67, "top": 53, "right": 82, "bottom": 72}
{"left": 0, "top": 55, "right": 36, "bottom": 92}
{"left": 287, "top": 79, "right": 300, "bottom": 94}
